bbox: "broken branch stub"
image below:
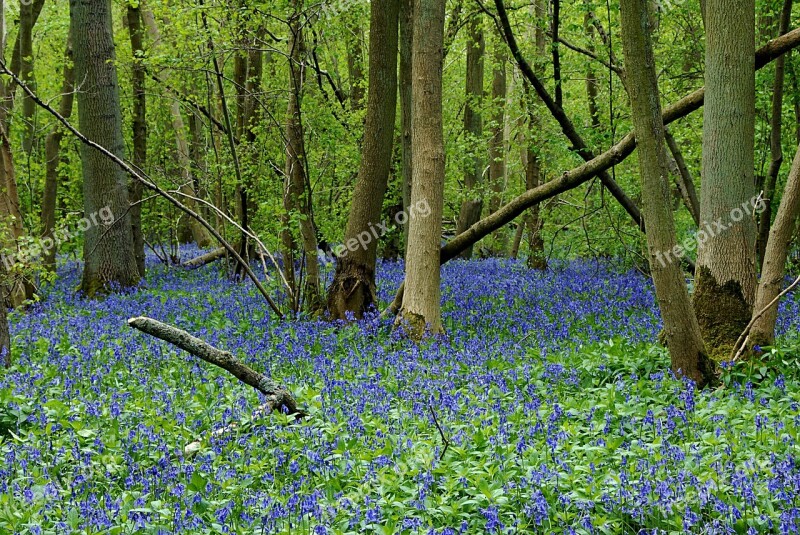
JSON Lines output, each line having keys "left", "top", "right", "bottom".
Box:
{"left": 127, "top": 316, "right": 303, "bottom": 417}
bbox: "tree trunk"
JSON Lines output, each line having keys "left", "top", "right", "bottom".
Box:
{"left": 283, "top": 0, "right": 322, "bottom": 312}
{"left": 757, "top": 0, "right": 793, "bottom": 269}
{"left": 327, "top": 0, "right": 400, "bottom": 320}
{"left": 71, "top": 0, "right": 140, "bottom": 296}
{"left": 19, "top": 0, "right": 37, "bottom": 154}
{"left": 41, "top": 34, "right": 74, "bottom": 272}
{"left": 127, "top": 5, "right": 146, "bottom": 277}
{"left": 695, "top": 0, "right": 757, "bottom": 356}
{"left": 619, "top": 0, "right": 713, "bottom": 387}
{"left": 750, "top": 142, "right": 800, "bottom": 347}
{"left": 488, "top": 40, "right": 508, "bottom": 253}
{"left": 399, "top": 0, "right": 413, "bottom": 254}
{"left": 396, "top": 0, "right": 446, "bottom": 339}
{"left": 455, "top": 14, "right": 484, "bottom": 259}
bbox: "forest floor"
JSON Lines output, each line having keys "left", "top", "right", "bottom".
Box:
{"left": 2, "top": 248, "right": 800, "bottom": 534}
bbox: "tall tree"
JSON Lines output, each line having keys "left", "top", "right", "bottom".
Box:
{"left": 282, "top": 0, "right": 322, "bottom": 311}
{"left": 327, "top": 0, "right": 400, "bottom": 319}
{"left": 70, "top": 0, "right": 140, "bottom": 296}
{"left": 757, "top": 0, "right": 793, "bottom": 268}
{"left": 750, "top": 142, "right": 800, "bottom": 347}
{"left": 487, "top": 39, "right": 507, "bottom": 253}
{"left": 694, "top": 0, "right": 757, "bottom": 355}
{"left": 619, "top": 0, "right": 713, "bottom": 386}
{"left": 127, "top": 3, "right": 146, "bottom": 277}
{"left": 455, "top": 14, "right": 484, "bottom": 259}
{"left": 396, "top": 0, "right": 446, "bottom": 338}
{"left": 41, "top": 33, "right": 74, "bottom": 271}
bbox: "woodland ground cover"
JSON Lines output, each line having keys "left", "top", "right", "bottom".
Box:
{"left": 1, "top": 250, "right": 800, "bottom": 534}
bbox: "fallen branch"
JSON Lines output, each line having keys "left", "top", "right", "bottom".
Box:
{"left": 182, "top": 247, "right": 227, "bottom": 269}
{"left": 128, "top": 316, "right": 303, "bottom": 416}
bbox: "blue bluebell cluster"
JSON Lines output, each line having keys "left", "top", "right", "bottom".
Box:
{"left": 1, "top": 248, "right": 799, "bottom": 533}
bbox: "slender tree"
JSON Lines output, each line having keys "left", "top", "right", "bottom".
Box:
{"left": 455, "top": 14, "right": 484, "bottom": 259}
{"left": 694, "top": 0, "right": 757, "bottom": 355}
{"left": 619, "top": 0, "right": 713, "bottom": 386}
{"left": 127, "top": 4, "right": 146, "bottom": 277}
{"left": 327, "top": 0, "right": 400, "bottom": 319}
{"left": 282, "top": 0, "right": 322, "bottom": 311}
{"left": 70, "top": 0, "right": 140, "bottom": 296}
{"left": 42, "top": 34, "right": 74, "bottom": 271}
{"left": 750, "top": 142, "right": 800, "bottom": 347}
{"left": 396, "top": 0, "right": 446, "bottom": 338}
{"left": 757, "top": 0, "right": 793, "bottom": 268}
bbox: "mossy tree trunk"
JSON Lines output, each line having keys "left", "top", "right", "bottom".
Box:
{"left": 694, "top": 0, "right": 757, "bottom": 357}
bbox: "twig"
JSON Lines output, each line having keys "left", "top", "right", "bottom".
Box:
{"left": 731, "top": 274, "right": 800, "bottom": 361}
{"left": 428, "top": 403, "right": 450, "bottom": 460}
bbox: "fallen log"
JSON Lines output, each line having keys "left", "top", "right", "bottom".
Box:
{"left": 182, "top": 247, "right": 226, "bottom": 269}
{"left": 127, "top": 316, "right": 302, "bottom": 417}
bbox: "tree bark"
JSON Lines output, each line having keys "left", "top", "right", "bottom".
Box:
{"left": 327, "top": 0, "right": 400, "bottom": 319}
{"left": 71, "top": 0, "right": 140, "bottom": 296}
{"left": 750, "top": 142, "right": 800, "bottom": 347}
{"left": 757, "top": 0, "right": 793, "bottom": 269}
{"left": 455, "top": 14, "right": 484, "bottom": 259}
{"left": 127, "top": 5, "right": 146, "bottom": 277}
{"left": 396, "top": 0, "right": 446, "bottom": 339}
{"left": 399, "top": 0, "right": 413, "bottom": 253}
{"left": 619, "top": 0, "right": 713, "bottom": 387}
{"left": 695, "top": 0, "right": 758, "bottom": 356}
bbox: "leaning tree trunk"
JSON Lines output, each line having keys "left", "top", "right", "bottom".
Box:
{"left": 757, "top": 0, "right": 793, "bottom": 269}
{"left": 455, "top": 14, "right": 484, "bottom": 259}
{"left": 327, "top": 0, "right": 400, "bottom": 320}
{"left": 42, "top": 34, "right": 74, "bottom": 271}
{"left": 127, "top": 5, "right": 146, "bottom": 277}
{"left": 750, "top": 141, "right": 800, "bottom": 347}
{"left": 71, "top": 0, "right": 140, "bottom": 296}
{"left": 619, "top": 0, "right": 714, "bottom": 387}
{"left": 396, "top": 0, "right": 446, "bottom": 339}
{"left": 694, "top": 0, "right": 757, "bottom": 357}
